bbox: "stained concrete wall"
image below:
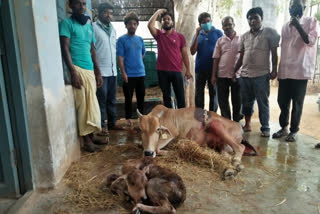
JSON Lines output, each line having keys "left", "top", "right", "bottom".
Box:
{"left": 252, "top": 0, "right": 278, "bottom": 29}
{"left": 13, "top": 0, "right": 80, "bottom": 189}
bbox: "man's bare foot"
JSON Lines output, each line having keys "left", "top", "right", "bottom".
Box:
{"left": 93, "top": 136, "right": 109, "bottom": 145}
{"left": 126, "top": 119, "right": 133, "bottom": 127}
{"left": 96, "top": 127, "right": 109, "bottom": 136}
{"left": 108, "top": 124, "right": 124, "bottom": 131}
{"left": 83, "top": 135, "right": 101, "bottom": 152}
{"left": 243, "top": 116, "right": 252, "bottom": 132}
{"left": 243, "top": 125, "right": 252, "bottom": 132}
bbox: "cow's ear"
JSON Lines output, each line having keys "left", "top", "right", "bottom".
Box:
{"left": 158, "top": 126, "right": 172, "bottom": 137}
{"left": 156, "top": 127, "right": 162, "bottom": 134}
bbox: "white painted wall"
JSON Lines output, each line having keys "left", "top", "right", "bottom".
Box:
{"left": 13, "top": 0, "right": 80, "bottom": 189}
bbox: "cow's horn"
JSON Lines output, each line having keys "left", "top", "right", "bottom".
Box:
{"left": 157, "top": 111, "right": 164, "bottom": 118}
{"left": 137, "top": 109, "right": 143, "bottom": 118}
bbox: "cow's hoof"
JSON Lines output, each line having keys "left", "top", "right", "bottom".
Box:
{"left": 224, "top": 168, "right": 236, "bottom": 179}
{"left": 235, "top": 164, "right": 244, "bottom": 172}
{"left": 232, "top": 159, "right": 242, "bottom": 168}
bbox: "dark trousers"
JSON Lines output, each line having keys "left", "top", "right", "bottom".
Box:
{"left": 158, "top": 70, "right": 185, "bottom": 108}
{"left": 217, "top": 78, "right": 242, "bottom": 122}
{"left": 195, "top": 70, "right": 218, "bottom": 112}
{"left": 239, "top": 74, "right": 270, "bottom": 132}
{"left": 123, "top": 76, "right": 145, "bottom": 119}
{"left": 277, "top": 79, "right": 308, "bottom": 133}
{"left": 96, "top": 76, "right": 117, "bottom": 129}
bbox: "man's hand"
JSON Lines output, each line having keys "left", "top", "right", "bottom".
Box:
{"left": 185, "top": 70, "right": 192, "bottom": 80}
{"left": 290, "top": 17, "right": 300, "bottom": 28}
{"left": 211, "top": 76, "right": 217, "bottom": 86}
{"left": 156, "top": 8, "right": 167, "bottom": 15}
{"left": 196, "top": 25, "right": 202, "bottom": 35}
{"left": 95, "top": 73, "right": 103, "bottom": 88}
{"left": 122, "top": 72, "right": 128, "bottom": 83}
{"left": 270, "top": 70, "right": 277, "bottom": 80}
{"left": 231, "top": 73, "right": 237, "bottom": 83}
{"left": 71, "top": 72, "right": 83, "bottom": 89}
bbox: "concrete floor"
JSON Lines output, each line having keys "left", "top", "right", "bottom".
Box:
{"left": 3, "top": 119, "right": 320, "bottom": 214}
{"left": 178, "top": 121, "right": 320, "bottom": 214}
{"left": 0, "top": 199, "right": 16, "bottom": 214}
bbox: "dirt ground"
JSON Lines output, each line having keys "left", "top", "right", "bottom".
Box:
{"left": 270, "top": 84, "right": 320, "bottom": 140}
{"left": 205, "top": 82, "right": 320, "bottom": 141}
{"left": 118, "top": 82, "right": 320, "bottom": 140}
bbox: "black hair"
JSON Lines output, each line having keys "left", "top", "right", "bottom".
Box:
{"left": 246, "top": 7, "right": 263, "bottom": 19}
{"left": 161, "top": 11, "right": 173, "bottom": 20}
{"left": 69, "top": 0, "right": 76, "bottom": 6}
{"left": 98, "top": 2, "right": 114, "bottom": 14}
{"left": 124, "top": 12, "right": 139, "bottom": 25}
{"left": 198, "top": 12, "right": 211, "bottom": 24}
{"left": 221, "top": 16, "right": 234, "bottom": 24}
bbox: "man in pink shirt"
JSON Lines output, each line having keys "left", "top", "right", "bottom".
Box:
{"left": 212, "top": 16, "right": 242, "bottom": 122}
{"left": 272, "top": 0, "right": 318, "bottom": 142}
{"left": 148, "top": 9, "right": 192, "bottom": 108}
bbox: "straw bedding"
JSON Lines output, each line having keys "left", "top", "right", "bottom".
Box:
{"left": 62, "top": 139, "right": 278, "bottom": 213}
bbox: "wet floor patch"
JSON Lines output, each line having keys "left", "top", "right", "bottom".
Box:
{"left": 38, "top": 119, "right": 320, "bottom": 214}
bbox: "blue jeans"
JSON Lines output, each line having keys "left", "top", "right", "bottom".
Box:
{"left": 96, "top": 76, "right": 117, "bottom": 129}
{"left": 239, "top": 74, "right": 270, "bottom": 132}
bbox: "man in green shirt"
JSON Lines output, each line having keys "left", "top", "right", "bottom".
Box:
{"left": 59, "top": 0, "right": 104, "bottom": 152}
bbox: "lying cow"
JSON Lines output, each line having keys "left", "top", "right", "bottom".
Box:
{"left": 106, "top": 157, "right": 186, "bottom": 214}
{"left": 137, "top": 105, "right": 257, "bottom": 172}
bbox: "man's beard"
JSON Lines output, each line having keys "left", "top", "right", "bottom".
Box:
{"left": 71, "top": 13, "right": 90, "bottom": 25}
{"left": 128, "top": 30, "right": 135, "bottom": 35}
{"left": 162, "top": 25, "right": 173, "bottom": 31}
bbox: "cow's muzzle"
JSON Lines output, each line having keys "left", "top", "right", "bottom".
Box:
{"left": 144, "top": 151, "right": 155, "bottom": 157}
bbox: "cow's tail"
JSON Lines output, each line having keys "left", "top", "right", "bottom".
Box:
{"left": 241, "top": 139, "right": 258, "bottom": 156}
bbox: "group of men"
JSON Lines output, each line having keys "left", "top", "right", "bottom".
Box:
{"left": 194, "top": 0, "right": 318, "bottom": 143}
{"left": 59, "top": 0, "right": 318, "bottom": 152}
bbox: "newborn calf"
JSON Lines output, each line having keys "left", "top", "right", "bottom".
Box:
{"left": 106, "top": 157, "right": 186, "bottom": 214}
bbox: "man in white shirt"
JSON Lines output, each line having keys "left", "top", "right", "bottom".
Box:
{"left": 93, "top": 3, "right": 119, "bottom": 137}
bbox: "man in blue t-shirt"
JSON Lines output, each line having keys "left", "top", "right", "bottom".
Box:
{"left": 190, "top": 12, "right": 223, "bottom": 112}
{"left": 117, "top": 12, "right": 146, "bottom": 127}
{"left": 59, "top": 0, "right": 103, "bottom": 152}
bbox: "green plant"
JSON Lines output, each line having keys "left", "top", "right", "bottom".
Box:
{"left": 311, "top": 0, "right": 320, "bottom": 6}
{"left": 314, "top": 10, "right": 320, "bottom": 22}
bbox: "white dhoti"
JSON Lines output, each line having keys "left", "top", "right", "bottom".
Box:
{"left": 73, "top": 65, "right": 101, "bottom": 136}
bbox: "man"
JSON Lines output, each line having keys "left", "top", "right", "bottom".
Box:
{"left": 117, "top": 12, "right": 146, "bottom": 127}
{"left": 190, "top": 12, "right": 222, "bottom": 112}
{"left": 272, "top": 0, "right": 318, "bottom": 142}
{"left": 212, "top": 16, "right": 242, "bottom": 122}
{"left": 148, "top": 9, "right": 192, "bottom": 109}
{"left": 59, "top": 0, "right": 103, "bottom": 152}
{"left": 92, "top": 3, "right": 119, "bottom": 136}
{"left": 234, "top": 7, "right": 280, "bottom": 137}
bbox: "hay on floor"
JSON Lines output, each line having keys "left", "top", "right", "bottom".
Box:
{"left": 62, "top": 139, "right": 235, "bottom": 212}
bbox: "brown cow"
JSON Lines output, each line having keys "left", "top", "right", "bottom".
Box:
{"left": 106, "top": 157, "right": 186, "bottom": 214}
{"left": 137, "top": 105, "right": 257, "bottom": 173}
